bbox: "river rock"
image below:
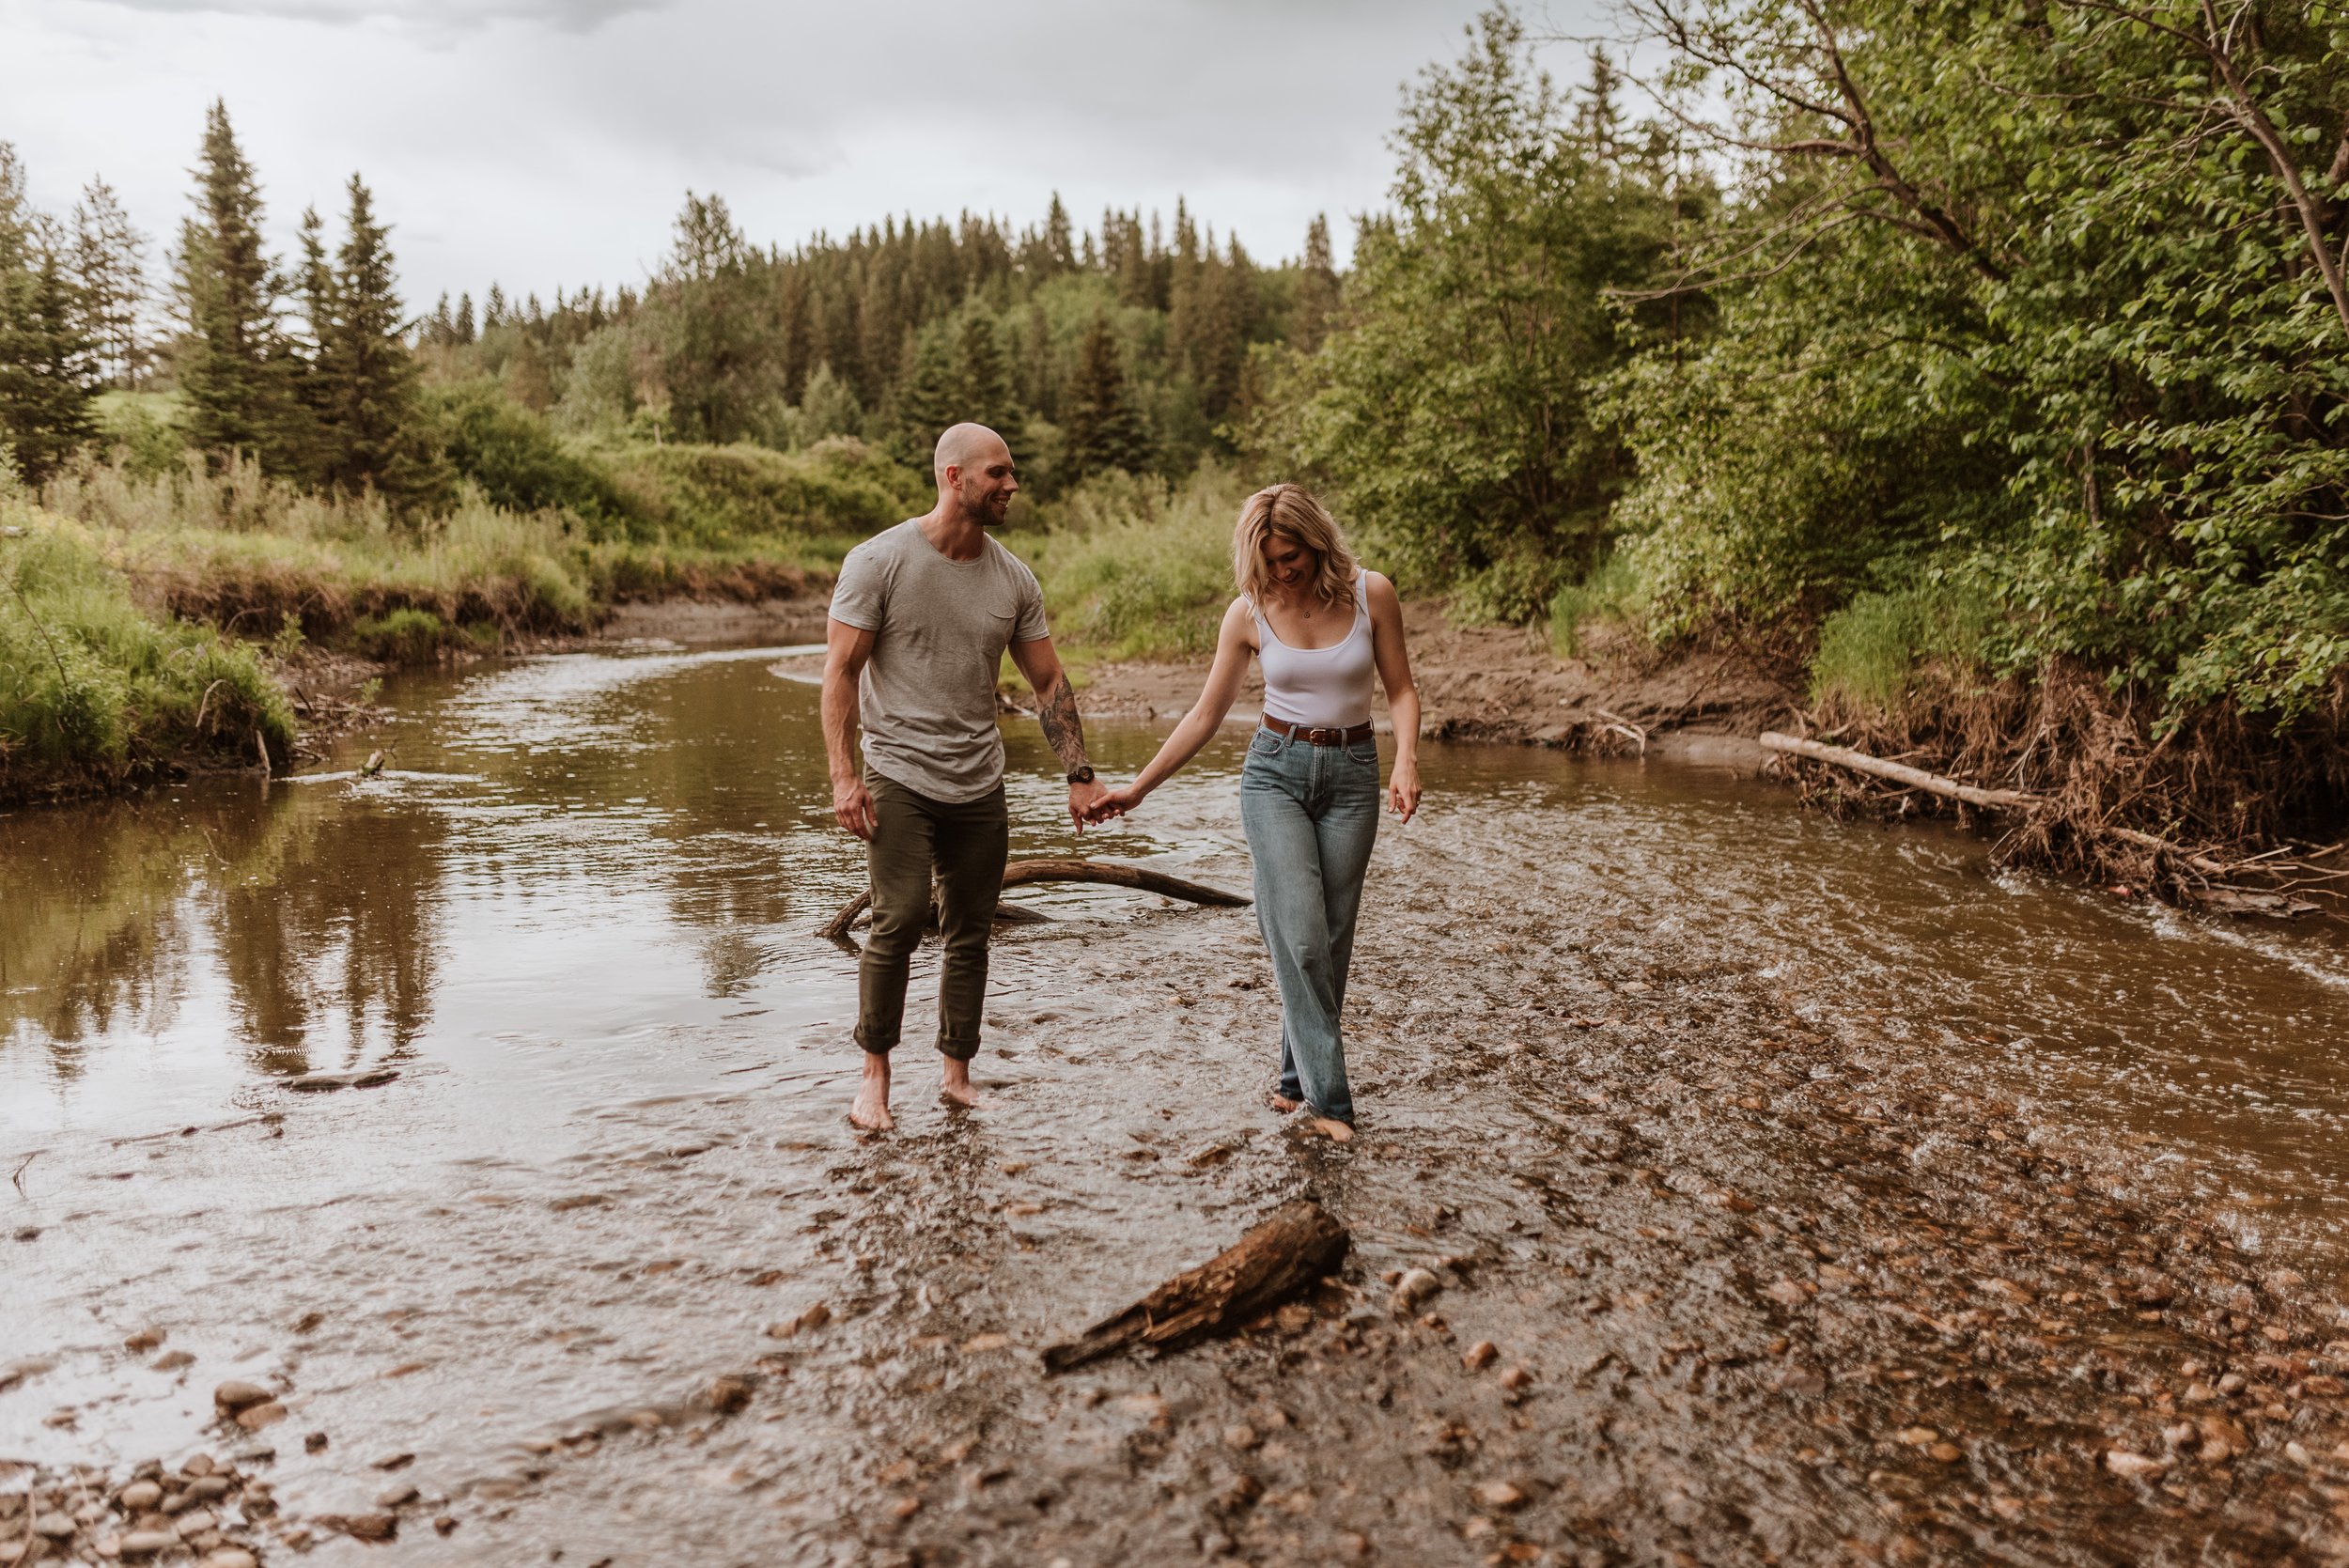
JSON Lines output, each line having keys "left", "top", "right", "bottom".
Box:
{"left": 174, "top": 1508, "right": 217, "bottom": 1537}
{"left": 1462, "top": 1340, "right": 1499, "bottom": 1371}
{"left": 32, "top": 1512, "right": 74, "bottom": 1538}
{"left": 2104, "top": 1450, "right": 2169, "bottom": 1480}
{"left": 1472, "top": 1481, "right": 1527, "bottom": 1511}
{"left": 118, "top": 1482, "right": 161, "bottom": 1512}
{"left": 201, "top": 1551, "right": 258, "bottom": 1568}
{"left": 151, "top": 1351, "right": 194, "bottom": 1372}
{"left": 375, "top": 1483, "right": 419, "bottom": 1509}
{"left": 184, "top": 1474, "right": 230, "bottom": 1502}
{"left": 211, "top": 1381, "right": 270, "bottom": 1413}
{"left": 1392, "top": 1268, "right": 1442, "bottom": 1312}
{"left": 117, "top": 1531, "right": 177, "bottom": 1558}
{"left": 235, "top": 1401, "right": 287, "bottom": 1430}
{"left": 123, "top": 1329, "right": 165, "bottom": 1354}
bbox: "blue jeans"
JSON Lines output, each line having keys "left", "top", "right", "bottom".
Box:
{"left": 1238, "top": 726, "right": 1381, "bottom": 1124}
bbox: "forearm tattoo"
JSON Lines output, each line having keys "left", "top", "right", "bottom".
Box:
{"left": 1037, "top": 672, "right": 1090, "bottom": 774}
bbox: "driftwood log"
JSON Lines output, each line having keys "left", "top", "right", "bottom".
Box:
{"left": 1042, "top": 1199, "right": 1349, "bottom": 1373}
{"left": 1759, "top": 731, "right": 2032, "bottom": 810}
{"left": 817, "top": 857, "right": 1251, "bottom": 942}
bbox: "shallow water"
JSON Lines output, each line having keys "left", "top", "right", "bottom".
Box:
{"left": 6, "top": 640, "right": 2348, "bottom": 1563}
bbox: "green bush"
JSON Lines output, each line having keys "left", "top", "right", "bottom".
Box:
{"left": 1029, "top": 464, "right": 1248, "bottom": 660}
{"left": 91, "top": 393, "right": 191, "bottom": 481}
{"left": 349, "top": 607, "right": 456, "bottom": 663}
{"left": 419, "top": 380, "right": 644, "bottom": 538}
{"left": 597, "top": 436, "right": 923, "bottom": 546}
{"left": 0, "top": 507, "right": 294, "bottom": 802}
{"left": 1546, "top": 551, "right": 1650, "bottom": 659}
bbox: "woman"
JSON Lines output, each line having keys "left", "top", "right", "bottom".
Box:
{"left": 1091, "top": 484, "right": 1421, "bottom": 1140}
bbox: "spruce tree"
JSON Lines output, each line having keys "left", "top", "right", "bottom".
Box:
{"left": 454, "top": 290, "right": 475, "bottom": 343}
{"left": 177, "top": 101, "right": 297, "bottom": 468}
{"left": 957, "top": 309, "right": 1013, "bottom": 431}
{"left": 483, "top": 282, "right": 506, "bottom": 329}
{"left": 317, "top": 174, "right": 438, "bottom": 506}
{"left": 893, "top": 324, "right": 964, "bottom": 458}
{"left": 1292, "top": 214, "right": 1340, "bottom": 353}
{"left": 0, "top": 228, "right": 99, "bottom": 483}
{"left": 1062, "top": 311, "right": 1150, "bottom": 481}
{"left": 71, "top": 180, "right": 148, "bottom": 388}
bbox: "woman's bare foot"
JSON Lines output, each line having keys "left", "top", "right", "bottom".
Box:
{"left": 1299, "top": 1116, "right": 1354, "bottom": 1142}
{"left": 1267, "top": 1092, "right": 1302, "bottom": 1114}
{"left": 848, "top": 1053, "right": 894, "bottom": 1131}
{"left": 940, "top": 1058, "right": 987, "bottom": 1110}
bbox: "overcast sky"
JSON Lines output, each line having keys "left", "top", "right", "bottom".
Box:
{"left": 4, "top": 0, "right": 1610, "bottom": 312}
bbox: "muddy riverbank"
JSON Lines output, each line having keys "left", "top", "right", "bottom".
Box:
{"left": 8, "top": 643, "right": 2349, "bottom": 1566}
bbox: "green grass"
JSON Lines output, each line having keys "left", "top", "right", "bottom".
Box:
{"left": 1546, "top": 550, "right": 1650, "bottom": 658}
{"left": 0, "top": 505, "right": 294, "bottom": 804}
{"left": 1809, "top": 582, "right": 1997, "bottom": 711}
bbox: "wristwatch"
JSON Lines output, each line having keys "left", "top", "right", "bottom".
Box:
{"left": 1066, "top": 765, "right": 1097, "bottom": 785}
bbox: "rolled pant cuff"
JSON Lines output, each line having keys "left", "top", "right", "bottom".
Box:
{"left": 935, "top": 1034, "right": 981, "bottom": 1063}
{"left": 853, "top": 1026, "right": 898, "bottom": 1056}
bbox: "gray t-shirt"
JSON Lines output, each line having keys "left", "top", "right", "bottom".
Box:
{"left": 829, "top": 519, "right": 1050, "bottom": 802}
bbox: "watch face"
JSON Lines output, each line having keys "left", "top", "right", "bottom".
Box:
{"left": 1069, "top": 767, "right": 1096, "bottom": 784}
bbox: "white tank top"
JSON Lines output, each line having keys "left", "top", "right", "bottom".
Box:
{"left": 1252, "top": 572, "right": 1376, "bottom": 729}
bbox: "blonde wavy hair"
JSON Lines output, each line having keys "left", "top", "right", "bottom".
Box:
{"left": 1233, "top": 483, "right": 1358, "bottom": 607}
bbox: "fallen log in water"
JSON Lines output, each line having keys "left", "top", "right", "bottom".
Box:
{"left": 1042, "top": 1199, "right": 1349, "bottom": 1373}
{"left": 1759, "top": 731, "right": 2034, "bottom": 810}
{"left": 816, "top": 857, "right": 1251, "bottom": 942}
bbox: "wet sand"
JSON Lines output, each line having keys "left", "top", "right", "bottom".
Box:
{"left": 8, "top": 644, "right": 2349, "bottom": 1566}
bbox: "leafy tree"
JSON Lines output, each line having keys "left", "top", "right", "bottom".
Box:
{"left": 1258, "top": 9, "right": 1684, "bottom": 613}
{"left": 1063, "top": 310, "right": 1151, "bottom": 480}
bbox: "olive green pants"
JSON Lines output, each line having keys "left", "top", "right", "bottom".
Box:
{"left": 854, "top": 772, "right": 1009, "bottom": 1062}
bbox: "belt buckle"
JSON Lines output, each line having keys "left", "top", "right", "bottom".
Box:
{"left": 1307, "top": 726, "right": 1340, "bottom": 745}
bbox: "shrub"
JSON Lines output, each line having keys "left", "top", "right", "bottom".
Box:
{"left": 349, "top": 608, "right": 455, "bottom": 663}
{"left": 1810, "top": 582, "right": 1996, "bottom": 713}
{"left": 1030, "top": 464, "right": 1249, "bottom": 660}
{"left": 419, "top": 380, "right": 644, "bottom": 538}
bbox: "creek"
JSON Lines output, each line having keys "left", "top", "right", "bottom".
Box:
{"left": 6, "top": 638, "right": 2348, "bottom": 1565}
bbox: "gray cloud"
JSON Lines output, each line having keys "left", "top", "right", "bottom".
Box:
{"left": 3, "top": 0, "right": 1607, "bottom": 307}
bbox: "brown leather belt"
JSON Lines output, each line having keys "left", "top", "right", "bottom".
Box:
{"left": 1261, "top": 719, "right": 1376, "bottom": 747}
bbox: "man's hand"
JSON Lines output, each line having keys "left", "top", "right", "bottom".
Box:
{"left": 1086, "top": 782, "right": 1143, "bottom": 823}
{"left": 833, "top": 775, "right": 877, "bottom": 840}
{"left": 1068, "top": 778, "right": 1112, "bottom": 831}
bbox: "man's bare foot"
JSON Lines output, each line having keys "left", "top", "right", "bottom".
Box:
{"left": 940, "top": 1058, "right": 986, "bottom": 1110}
{"left": 1299, "top": 1116, "right": 1354, "bottom": 1142}
{"left": 1268, "top": 1092, "right": 1301, "bottom": 1114}
{"left": 849, "top": 1053, "right": 894, "bottom": 1131}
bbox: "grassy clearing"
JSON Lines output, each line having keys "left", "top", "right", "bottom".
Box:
{"left": 0, "top": 505, "right": 294, "bottom": 805}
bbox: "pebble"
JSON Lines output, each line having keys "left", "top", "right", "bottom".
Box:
{"left": 235, "top": 1402, "right": 287, "bottom": 1430}
{"left": 705, "top": 1375, "right": 754, "bottom": 1415}
{"left": 117, "top": 1532, "right": 177, "bottom": 1559}
{"left": 1462, "top": 1340, "right": 1499, "bottom": 1372}
{"left": 174, "top": 1509, "right": 217, "bottom": 1537}
{"left": 117, "top": 1483, "right": 162, "bottom": 1512}
{"left": 375, "top": 1483, "right": 419, "bottom": 1509}
{"left": 33, "top": 1513, "right": 74, "bottom": 1539}
{"left": 201, "top": 1552, "right": 258, "bottom": 1568}
{"left": 150, "top": 1352, "right": 194, "bottom": 1372}
{"left": 1392, "top": 1268, "right": 1442, "bottom": 1312}
{"left": 1472, "top": 1481, "right": 1527, "bottom": 1511}
{"left": 1222, "top": 1424, "right": 1261, "bottom": 1452}
{"left": 211, "top": 1381, "right": 270, "bottom": 1413}
{"left": 123, "top": 1329, "right": 165, "bottom": 1354}
{"left": 184, "top": 1475, "right": 230, "bottom": 1502}
{"left": 1498, "top": 1366, "right": 1533, "bottom": 1391}
{"left": 2105, "top": 1450, "right": 2169, "bottom": 1480}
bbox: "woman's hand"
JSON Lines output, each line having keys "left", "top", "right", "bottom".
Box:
{"left": 1087, "top": 783, "right": 1145, "bottom": 823}
{"left": 1387, "top": 756, "right": 1422, "bottom": 824}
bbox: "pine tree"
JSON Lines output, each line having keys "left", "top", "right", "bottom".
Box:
{"left": 0, "top": 226, "right": 99, "bottom": 483}
{"left": 483, "top": 282, "right": 506, "bottom": 329}
{"left": 454, "top": 290, "right": 475, "bottom": 344}
{"left": 427, "top": 291, "right": 455, "bottom": 346}
{"left": 1044, "top": 193, "right": 1076, "bottom": 274}
{"left": 71, "top": 179, "right": 148, "bottom": 388}
{"left": 1292, "top": 214, "right": 1340, "bottom": 353}
{"left": 177, "top": 101, "right": 298, "bottom": 468}
{"left": 1062, "top": 311, "right": 1150, "bottom": 481}
{"left": 894, "top": 324, "right": 964, "bottom": 458}
{"left": 316, "top": 174, "right": 438, "bottom": 506}
{"left": 957, "top": 308, "right": 1013, "bottom": 430}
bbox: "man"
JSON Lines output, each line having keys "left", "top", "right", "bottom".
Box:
{"left": 823, "top": 422, "right": 1111, "bottom": 1131}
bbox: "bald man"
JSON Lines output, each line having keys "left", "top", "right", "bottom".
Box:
{"left": 822, "top": 423, "right": 1112, "bottom": 1130}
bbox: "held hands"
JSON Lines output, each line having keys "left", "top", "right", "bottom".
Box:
{"left": 1067, "top": 778, "right": 1114, "bottom": 831}
{"left": 1388, "top": 756, "right": 1423, "bottom": 824}
{"left": 832, "top": 775, "right": 877, "bottom": 840}
{"left": 1081, "top": 782, "right": 1144, "bottom": 826}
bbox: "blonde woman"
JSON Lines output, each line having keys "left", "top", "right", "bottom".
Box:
{"left": 1090, "top": 484, "right": 1422, "bottom": 1138}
